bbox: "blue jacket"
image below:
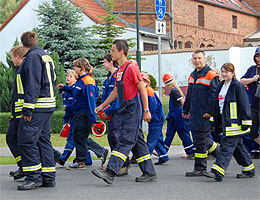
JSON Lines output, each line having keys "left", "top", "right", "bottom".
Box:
{"left": 140, "top": 86, "right": 165, "bottom": 126}
{"left": 59, "top": 85, "right": 74, "bottom": 123}
{"left": 63, "top": 73, "right": 98, "bottom": 123}
{"left": 183, "top": 65, "right": 220, "bottom": 131}
{"left": 212, "top": 78, "right": 252, "bottom": 136}
{"left": 17, "top": 45, "right": 56, "bottom": 117}
{"left": 101, "top": 71, "right": 120, "bottom": 116}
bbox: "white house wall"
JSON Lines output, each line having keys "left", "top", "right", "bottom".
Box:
{"left": 141, "top": 47, "right": 257, "bottom": 87}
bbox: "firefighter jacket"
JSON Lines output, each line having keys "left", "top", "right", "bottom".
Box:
{"left": 140, "top": 86, "right": 165, "bottom": 126}
{"left": 211, "top": 78, "right": 252, "bottom": 136}
{"left": 62, "top": 73, "right": 99, "bottom": 123}
{"left": 59, "top": 85, "right": 74, "bottom": 123}
{"left": 183, "top": 65, "right": 220, "bottom": 131}
{"left": 16, "top": 45, "right": 56, "bottom": 117}
{"left": 11, "top": 66, "right": 23, "bottom": 118}
{"left": 101, "top": 71, "right": 120, "bottom": 116}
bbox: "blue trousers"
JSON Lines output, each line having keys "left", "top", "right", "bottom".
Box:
{"left": 60, "top": 117, "right": 92, "bottom": 164}
{"left": 212, "top": 135, "right": 255, "bottom": 177}
{"left": 18, "top": 112, "right": 55, "bottom": 183}
{"left": 147, "top": 125, "right": 169, "bottom": 162}
{"left": 73, "top": 112, "right": 105, "bottom": 162}
{"left": 108, "top": 113, "right": 130, "bottom": 167}
{"left": 6, "top": 118, "right": 22, "bottom": 168}
{"left": 164, "top": 117, "right": 194, "bottom": 155}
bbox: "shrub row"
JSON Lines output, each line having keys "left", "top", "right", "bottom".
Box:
{"left": 0, "top": 111, "right": 65, "bottom": 134}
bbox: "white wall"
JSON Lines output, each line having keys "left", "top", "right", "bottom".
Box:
{"left": 140, "top": 47, "right": 257, "bottom": 87}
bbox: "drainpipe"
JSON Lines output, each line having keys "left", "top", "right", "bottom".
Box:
{"left": 170, "top": 0, "right": 174, "bottom": 48}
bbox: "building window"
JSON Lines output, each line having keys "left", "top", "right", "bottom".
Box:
{"left": 199, "top": 43, "right": 205, "bottom": 48}
{"left": 232, "top": 15, "right": 237, "bottom": 28}
{"left": 198, "top": 5, "right": 204, "bottom": 27}
{"left": 185, "top": 41, "right": 192, "bottom": 48}
{"left": 178, "top": 41, "right": 183, "bottom": 49}
{"left": 143, "top": 43, "right": 158, "bottom": 51}
{"left": 207, "top": 44, "right": 214, "bottom": 48}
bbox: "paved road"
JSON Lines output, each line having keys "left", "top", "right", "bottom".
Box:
{"left": 0, "top": 146, "right": 259, "bottom": 200}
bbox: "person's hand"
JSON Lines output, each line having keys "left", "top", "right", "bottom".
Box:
{"left": 252, "top": 75, "right": 259, "bottom": 82}
{"left": 57, "top": 84, "right": 64, "bottom": 89}
{"left": 23, "top": 116, "right": 32, "bottom": 122}
{"left": 143, "top": 112, "right": 151, "bottom": 123}
{"left": 203, "top": 113, "right": 211, "bottom": 119}
{"left": 63, "top": 105, "right": 66, "bottom": 110}
{"left": 182, "top": 113, "right": 190, "bottom": 119}
{"left": 94, "top": 105, "right": 104, "bottom": 115}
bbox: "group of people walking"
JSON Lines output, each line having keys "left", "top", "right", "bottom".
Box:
{"left": 6, "top": 31, "right": 259, "bottom": 190}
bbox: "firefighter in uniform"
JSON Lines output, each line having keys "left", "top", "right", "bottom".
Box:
{"left": 6, "top": 45, "right": 28, "bottom": 180}
{"left": 140, "top": 73, "right": 169, "bottom": 165}
{"left": 101, "top": 53, "right": 130, "bottom": 175}
{"left": 92, "top": 40, "right": 156, "bottom": 185}
{"left": 17, "top": 32, "right": 56, "bottom": 190}
{"left": 204, "top": 63, "right": 255, "bottom": 181}
{"left": 162, "top": 73, "right": 194, "bottom": 159}
{"left": 183, "top": 50, "right": 220, "bottom": 177}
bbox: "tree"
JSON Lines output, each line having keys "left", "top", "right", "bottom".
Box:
{"left": 35, "top": 0, "right": 104, "bottom": 69}
{"left": 0, "top": 0, "right": 21, "bottom": 24}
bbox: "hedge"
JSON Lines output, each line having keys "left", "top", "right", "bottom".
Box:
{"left": 0, "top": 111, "right": 65, "bottom": 134}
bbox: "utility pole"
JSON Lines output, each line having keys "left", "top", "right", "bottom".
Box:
{"left": 136, "top": 0, "right": 141, "bottom": 71}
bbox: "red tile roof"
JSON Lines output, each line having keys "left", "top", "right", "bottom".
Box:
{"left": 0, "top": 0, "right": 125, "bottom": 32}
{"left": 205, "top": 0, "right": 258, "bottom": 15}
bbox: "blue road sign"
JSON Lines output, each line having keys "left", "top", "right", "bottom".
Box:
{"left": 155, "top": 0, "right": 166, "bottom": 20}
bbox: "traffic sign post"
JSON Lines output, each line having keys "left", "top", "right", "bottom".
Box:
{"left": 155, "top": 0, "right": 166, "bottom": 100}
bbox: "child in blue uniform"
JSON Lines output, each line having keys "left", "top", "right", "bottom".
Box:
{"left": 140, "top": 73, "right": 169, "bottom": 165}
{"left": 162, "top": 73, "right": 194, "bottom": 158}
{"left": 204, "top": 63, "right": 255, "bottom": 181}
{"left": 57, "top": 58, "right": 108, "bottom": 170}
{"left": 101, "top": 54, "right": 130, "bottom": 175}
{"left": 56, "top": 70, "right": 92, "bottom": 166}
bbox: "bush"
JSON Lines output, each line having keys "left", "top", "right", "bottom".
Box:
{"left": 148, "top": 74, "right": 157, "bottom": 89}
{"left": 0, "top": 111, "right": 65, "bottom": 134}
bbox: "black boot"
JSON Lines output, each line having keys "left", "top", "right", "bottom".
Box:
{"left": 9, "top": 167, "right": 22, "bottom": 177}
{"left": 92, "top": 168, "right": 114, "bottom": 184}
{"left": 13, "top": 169, "right": 25, "bottom": 180}
{"left": 17, "top": 181, "right": 42, "bottom": 190}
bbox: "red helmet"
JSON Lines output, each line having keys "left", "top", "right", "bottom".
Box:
{"left": 129, "top": 59, "right": 139, "bottom": 67}
{"left": 140, "top": 73, "right": 151, "bottom": 84}
{"left": 92, "top": 121, "right": 106, "bottom": 137}
{"left": 99, "top": 105, "right": 112, "bottom": 121}
{"left": 60, "top": 123, "right": 70, "bottom": 138}
{"left": 163, "top": 73, "right": 174, "bottom": 85}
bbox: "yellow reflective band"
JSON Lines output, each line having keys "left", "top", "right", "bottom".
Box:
{"left": 208, "top": 142, "right": 217, "bottom": 153}
{"left": 23, "top": 102, "right": 35, "bottom": 109}
{"left": 15, "top": 107, "right": 23, "bottom": 112}
{"left": 42, "top": 167, "right": 56, "bottom": 172}
{"left": 242, "top": 163, "right": 255, "bottom": 172}
{"left": 35, "top": 102, "right": 56, "bottom": 108}
{"left": 226, "top": 124, "right": 241, "bottom": 132}
{"left": 15, "top": 156, "right": 21, "bottom": 163}
{"left": 111, "top": 151, "right": 127, "bottom": 161}
{"left": 23, "top": 163, "right": 42, "bottom": 172}
{"left": 16, "top": 116, "right": 22, "bottom": 119}
{"left": 195, "top": 153, "right": 208, "bottom": 158}
{"left": 226, "top": 129, "right": 249, "bottom": 136}
{"left": 42, "top": 55, "right": 55, "bottom": 98}
{"left": 242, "top": 120, "right": 252, "bottom": 126}
{"left": 16, "top": 74, "right": 24, "bottom": 94}
{"left": 209, "top": 116, "right": 214, "bottom": 122}
{"left": 212, "top": 164, "right": 225, "bottom": 175}
{"left": 136, "top": 154, "right": 151, "bottom": 163}
{"left": 37, "top": 97, "right": 55, "bottom": 103}
{"left": 230, "top": 102, "right": 237, "bottom": 119}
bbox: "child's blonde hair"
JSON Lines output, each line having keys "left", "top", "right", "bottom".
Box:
{"left": 67, "top": 69, "right": 78, "bottom": 79}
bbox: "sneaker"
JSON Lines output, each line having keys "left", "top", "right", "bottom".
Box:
{"left": 101, "top": 148, "right": 108, "bottom": 167}
{"left": 185, "top": 170, "right": 205, "bottom": 177}
{"left": 91, "top": 168, "right": 114, "bottom": 184}
{"left": 236, "top": 171, "right": 255, "bottom": 179}
{"left": 66, "top": 162, "right": 87, "bottom": 170}
{"left": 152, "top": 151, "right": 159, "bottom": 157}
{"left": 135, "top": 173, "right": 157, "bottom": 182}
{"left": 117, "top": 166, "right": 130, "bottom": 176}
{"left": 56, "top": 159, "right": 65, "bottom": 166}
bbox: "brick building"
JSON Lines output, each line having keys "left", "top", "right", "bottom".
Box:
{"left": 112, "top": 0, "right": 260, "bottom": 49}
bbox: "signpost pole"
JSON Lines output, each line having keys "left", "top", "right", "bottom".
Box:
{"left": 158, "top": 35, "right": 162, "bottom": 100}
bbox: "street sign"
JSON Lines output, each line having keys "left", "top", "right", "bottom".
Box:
{"left": 156, "top": 20, "right": 166, "bottom": 35}
{"left": 155, "top": 0, "right": 166, "bottom": 20}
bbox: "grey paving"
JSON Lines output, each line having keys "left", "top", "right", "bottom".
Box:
{"left": 0, "top": 146, "right": 259, "bottom": 200}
